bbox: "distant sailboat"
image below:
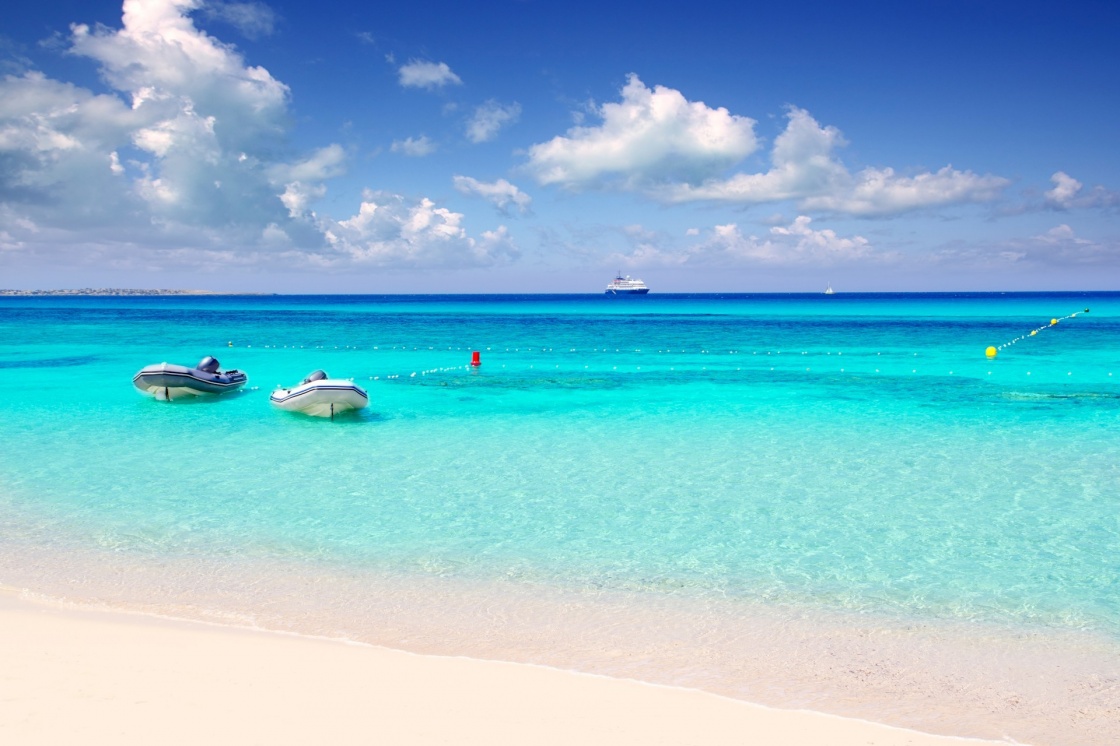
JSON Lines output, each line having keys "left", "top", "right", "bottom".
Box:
{"left": 824, "top": 282, "right": 835, "bottom": 295}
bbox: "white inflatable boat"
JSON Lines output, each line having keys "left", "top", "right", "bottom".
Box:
{"left": 270, "top": 370, "right": 368, "bottom": 418}
{"left": 133, "top": 356, "right": 248, "bottom": 400}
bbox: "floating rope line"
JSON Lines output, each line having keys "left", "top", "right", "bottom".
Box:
{"left": 219, "top": 336, "right": 1114, "bottom": 380}
{"left": 985, "top": 308, "right": 1089, "bottom": 358}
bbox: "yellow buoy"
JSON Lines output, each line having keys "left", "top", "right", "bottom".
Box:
{"left": 1030, "top": 330, "right": 1037, "bottom": 336}
{"left": 1050, "top": 318, "right": 1058, "bottom": 325}
{"left": 985, "top": 346, "right": 997, "bottom": 358}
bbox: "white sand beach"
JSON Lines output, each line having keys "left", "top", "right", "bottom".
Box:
{"left": 0, "top": 588, "right": 1009, "bottom": 746}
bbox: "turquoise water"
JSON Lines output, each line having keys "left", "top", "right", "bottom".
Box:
{"left": 2, "top": 292, "right": 1119, "bottom": 637}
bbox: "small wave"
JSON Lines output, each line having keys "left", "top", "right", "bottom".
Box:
{"left": 1003, "top": 391, "right": 1120, "bottom": 401}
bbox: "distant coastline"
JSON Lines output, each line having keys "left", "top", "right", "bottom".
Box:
{"left": 0, "top": 289, "right": 268, "bottom": 296}
{"left": 1, "top": 288, "right": 1114, "bottom": 297}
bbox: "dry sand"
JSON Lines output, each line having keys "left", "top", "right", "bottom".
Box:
{"left": 0, "top": 588, "right": 1010, "bottom": 746}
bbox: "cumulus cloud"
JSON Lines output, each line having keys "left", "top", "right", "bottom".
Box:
{"left": 1043, "top": 171, "right": 1120, "bottom": 210}
{"left": 524, "top": 74, "right": 758, "bottom": 189}
{"left": 397, "top": 60, "right": 461, "bottom": 90}
{"left": 320, "top": 191, "right": 518, "bottom": 268}
{"left": 55, "top": 0, "right": 298, "bottom": 234}
{"left": 527, "top": 84, "right": 1007, "bottom": 216}
{"left": 661, "top": 107, "right": 1008, "bottom": 216}
{"left": 278, "top": 181, "right": 325, "bottom": 218}
{"left": 656, "top": 107, "right": 847, "bottom": 204}
{"left": 607, "top": 216, "right": 876, "bottom": 268}
{"left": 71, "top": 0, "right": 289, "bottom": 144}
{"left": 1045, "top": 172, "right": 1082, "bottom": 208}
{"left": 199, "top": 1, "right": 278, "bottom": 39}
{"left": 390, "top": 135, "right": 436, "bottom": 156}
{"left": 0, "top": 0, "right": 507, "bottom": 274}
{"left": 1034, "top": 223, "right": 1090, "bottom": 246}
{"left": 0, "top": 71, "right": 138, "bottom": 209}
{"left": 452, "top": 175, "right": 532, "bottom": 215}
{"left": 465, "top": 100, "right": 520, "bottom": 143}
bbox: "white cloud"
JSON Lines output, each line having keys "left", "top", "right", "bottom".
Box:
{"left": 272, "top": 144, "right": 346, "bottom": 183}
{"left": 397, "top": 60, "right": 461, "bottom": 90}
{"left": 800, "top": 165, "right": 1009, "bottom": 216}
{"left": 70, "top": 0, "right": 289, "bottom": 146}
{"left": 1034, "top": 224, "right": 1092, "bottom": 246}
{"left": 1045, "top": 172, "right": 1082, "bottom": 208}
{"left": 452, "top": 175, "right": 531, "bottom": 215}
{"left": 0, "top": 71, "right": 147, "bottom": 219}
{"left": 30, "top": 0, "right": 299, "bottom": 234}
{"left": 260, "top": 221, "right": 292, "bottom": 247}
{"left": 199, "top": 1, "right": 278, "bottom": 39}
{"left": 267, "top": 145, "right": 345, "bottom": 217}
{"left": 1027, "top": 224, "right": 1119, "bottom": 263}
{"left": 524, "top": 74, "right": 758, "bottom": 189}
{"left": 279, "top": 181, "right": 325, "bottom": 218}
{"left": 657, "top": 107, "right": 847, "bottom": 203}
{"left": 321, "top": 191, "right": 518, "bottom": 268}
{"left": 465, "top": 100, "right": 520, "bottom": 143}
{"left": 527, "top": 87, "right": 1006, "bottom": 216}
{"left": 0, "top": 1, "right": 509, "bottom": 275}
{"left": 687, "top": 216, "right": 873, "bottom": 265}
{"left": 661, "top": 107, "right": 1008, "bottom": 216}
{"left": 390, "top": 135, "right": 436, "bottom": 157}
{"left": 607, "top": 216, "right": 875, "bottom": 268}
{"left": 1043, "top": 171, "right": 1120, "bottom": 210}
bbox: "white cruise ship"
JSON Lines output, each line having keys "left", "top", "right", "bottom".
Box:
{"left": 605, "top": 273, "right": 650, "bottom": 294}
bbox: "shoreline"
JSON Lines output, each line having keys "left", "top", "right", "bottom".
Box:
{"left": 2, "top": 544, "right": 1117, "bottom": 745}
{"left": 0, "top": 586, "right": 1008, "bottom": 745}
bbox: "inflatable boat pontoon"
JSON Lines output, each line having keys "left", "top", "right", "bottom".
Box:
{"left": 133, "top": 356, "right": 248, "bottom": 400}
{"left": 270, "top": 370, "right": 368, "bottom": 418}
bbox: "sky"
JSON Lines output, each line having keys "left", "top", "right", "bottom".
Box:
{"left": 1, "top": 0, "right": 1118, "bottom": 292}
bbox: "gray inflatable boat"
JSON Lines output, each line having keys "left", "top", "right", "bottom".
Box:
{"left": 133, "top": 356, "right": 248, "bottom": 400}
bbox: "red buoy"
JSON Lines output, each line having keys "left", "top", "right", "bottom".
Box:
{"left": 471, "top": 351, "right": 481, "bottom": 366}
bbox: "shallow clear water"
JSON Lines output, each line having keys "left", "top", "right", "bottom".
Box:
{"left": 2, "top": 292, "right": 1118, "bottom": 632}
{"left": 2, "top": 292, "right": 1119, "bottom": 742}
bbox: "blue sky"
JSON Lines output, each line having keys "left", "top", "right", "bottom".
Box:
{"left": 1, "top": 0, "right": 1118, "bottom": 292}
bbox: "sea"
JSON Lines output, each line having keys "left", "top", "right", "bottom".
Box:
{"left": 1, "top": 291, "right": 1118, "bottom": 744}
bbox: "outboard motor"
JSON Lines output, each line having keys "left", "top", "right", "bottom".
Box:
{"left": 302, "top": 369, "right": 329, "bottom": 384}
{"left": 197, "top": 356, "right": 220, "bottom": 373}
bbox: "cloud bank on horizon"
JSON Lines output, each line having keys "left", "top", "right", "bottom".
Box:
{"left": 0, "top": 0, "right": 1117, "bottom": 290}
